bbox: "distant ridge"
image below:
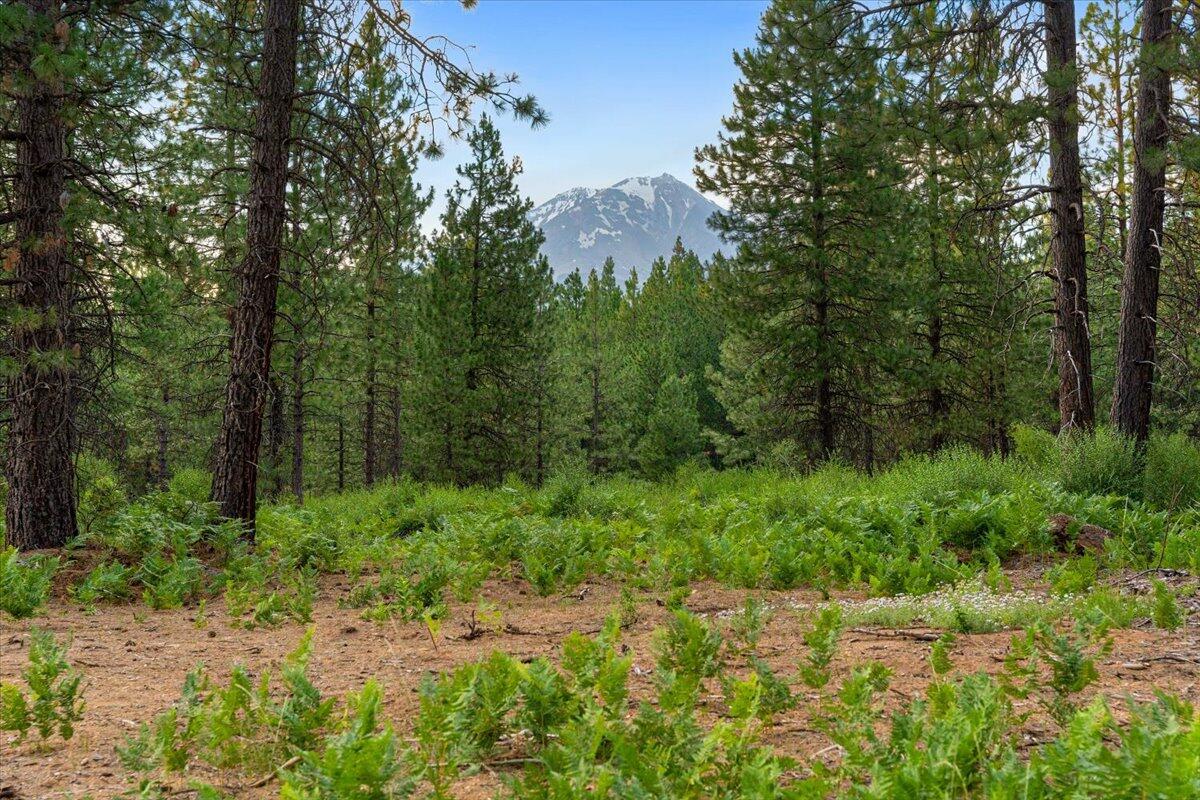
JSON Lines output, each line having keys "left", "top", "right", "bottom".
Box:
{"left": 530, "top": 174, "right": 729, "bottom": 280}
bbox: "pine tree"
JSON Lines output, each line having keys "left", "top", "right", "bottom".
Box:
{"left": 345, "top": 11, "right": 430, "bottom": 487}
{"left": 413, "top": 116, "right": 552, "bottom": 485}
{"left": 1044, "top": 0, "right": 1097, "bottom": 431}
{"left": 1079, "top": 0, "right": 1138, "bottom": 405}
{"left": 1111, "top": 0, "right": 1175, "bottom": 441}
{"left": 560, "top": 258, "right": 625, "bottom": 474}
{"left": 636, "top": 374, "right": 703, "bottom": 479}
{"left": 697, "top": 0, "right": 906, "bottom": 465}
{"left": 2, "top": 1, "right": 175, "bottom": 549}
{"left": 210, "top": 0, "right": 302, "bottom": 529}
{"left": 884, "top": 1, "right": 1045, "bottom": 455}
{"left": 619, "top": 242, "right": 722, "bottom": 473}
{"left": 205, "top": 5, "right": 544, "bottom": 518}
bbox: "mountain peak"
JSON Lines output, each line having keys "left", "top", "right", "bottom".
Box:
{"left": 531, "top": 174, "right": 728, "bottom": 280}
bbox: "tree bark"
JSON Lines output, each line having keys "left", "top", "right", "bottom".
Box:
{"left": 291, "top": 345, "right": 304, "bottom": 502}
{"left": 1111, "top": 0, "right": 1172, "bottom": 442}
{"left": 5, "top": 0, "right": 78, "bottom": 550}
{"left": 810, "top": 91, "right": 834, "bottom": 461}
{"left": 1044, "top": 0, "right": 1096, "bottom": 432}
{"left": 267, "top": 376, "right": 284, "bottom": 499}
{"left": 210, "top": 0, "right": 300, "bottom": 530}
{"left": 156, "top": 384, "right": 171, "bottom": 490}
{"left": 363, "top": 292, "right": 377, "bottom": 487}
{"left": 336, "top": 413, "right": 345, "bottom": 493}
{"left": 387, "top": 387, "right": 403, "bottom": 478}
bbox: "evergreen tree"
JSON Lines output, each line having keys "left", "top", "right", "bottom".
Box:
{"left": 210, "top": 0, "right": 302, "bottom": 529}
{"left": 2, "top": 0, "right": 175, "bottom": 549}
{"left": 697, "top": 0, "right": 906, "bottom": 466}
{"left": 559, "top": 258, "right": 625, "bottom": 474}
{"left": 1043, "top": 0, "right": 1097, "bottom": 431}
{"left": 619, "top": 242, "right": 723, "bottom": 473}
{"left": 413, "top": 116, "right": 552, "bottom": 485}
{"left": 345, "top": 11, "right": 430, "bottom": 487}
{"left": 884, "top": 1, "right": 1045, "bottom": 455}
{"left": 636, "top": 374, "right": 703, "bottom": 479}
{"left": 1079, "top": 0, "right": 1138, "bottom": 406}
{"left": 1111, "top": 0, "right": 1175, "bottom": 442}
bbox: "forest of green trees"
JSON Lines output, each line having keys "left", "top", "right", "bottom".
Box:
{"left": 2, "top": 0, "right": 1199, "bottom": 551}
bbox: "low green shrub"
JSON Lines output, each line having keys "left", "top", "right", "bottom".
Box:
{"left": 1151, "top": 579, "right": 1185, "bottom": 630}
{"left": 1071, "top": 588, "right": 1148, "bottom": 629}
{"left": 0, "top": 629, "right": 84, "bottom": 743}
{"left": 167, "top": 468, "right": 213, "bottom": 504}
{"left": 1058, "top": 428, "right": 1144, "bottom": 500}
{"left": 279, "top": 680, "right": 411, "bottom": 800}
{"left": 799, "top": 604, "right": 842, "bottom": 689}
{"left": 1012, "top": 423, "right": 1058, "bottom": 470}
{"left": 114, "top": 610, "right": 1200, "bottom": 800}
{"left": 1145, "top": 433, "right": 1200, "bottom": 510}
{"left": 0, "top": 547, "right": 58, "bottom": 619}
{"left": 71, "top": 561, "right": 134, "bottom": 609}
{"left": 1048, "top": 555, "right": 1098, "bottom": 596}
{"left": 76, "top": 454, "right": 127, "bottom": 534}
{"left": 118, "top": 628, "right": 335, "bottom": 780}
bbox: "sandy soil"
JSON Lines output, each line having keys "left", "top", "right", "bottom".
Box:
{"left": 2, "top": 575, "right": 1198, "bottom": 799}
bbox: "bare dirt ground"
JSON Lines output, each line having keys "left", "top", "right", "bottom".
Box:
{"left": 3, "top": 574, "right": 1199, "bottom": 799}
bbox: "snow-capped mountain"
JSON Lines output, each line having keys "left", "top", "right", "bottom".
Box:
{"left": 530, "top": 174, "right": 729, "bottom": 279}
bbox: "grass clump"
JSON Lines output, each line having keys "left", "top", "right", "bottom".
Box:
{"left": 1058, "top": 428, "right": 1145, "bottom": 500}
{"left": 1151, "top": 579, "right": 1185, "bottom": 631}
{"left": 1145, "top": 433, "right": 1200, "bottom": 511}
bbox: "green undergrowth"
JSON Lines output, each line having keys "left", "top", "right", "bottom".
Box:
{"left": 0, "top": 629, "right": 85, "bottom": 745}
{"left": 113, "top": 608, "right": 1200, "bottom": 799}
{"left": 256, "top": 449, "right": 1200, "bottom": 624}
{"left": 4, "top": 446, "right": 1200, "bottom": 622}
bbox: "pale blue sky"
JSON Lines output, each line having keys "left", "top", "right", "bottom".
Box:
{"left": 408, "top": 0, "right": 769, "bottom": 230}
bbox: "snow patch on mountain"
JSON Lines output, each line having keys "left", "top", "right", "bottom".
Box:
{"left": 613, "top": 176, "right": 657, "bottom": 207}
{"left": 529, "top": 187, "right": 597, "bottom": 229}
{"left": 578, "top": 228, "right": 617, "bottom": 249}
{"left": 530, "top": 174, "right": 729, "bottom": 280}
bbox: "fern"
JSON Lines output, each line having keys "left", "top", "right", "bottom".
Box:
{"left": 799, "top": 604, "right": 843, "bottom": 689}
{"left": 0, "top": 629, "right": 84, "bottom": 742}
{"left": 0, "top": 548, "right": 59, "bottom": 619}
{"left": 1151, "top": 579, "right": 1185, "bottom": 630}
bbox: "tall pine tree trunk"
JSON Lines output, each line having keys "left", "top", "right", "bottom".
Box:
{"left": 810, "top": 97, "right": 834, "bottom": 461}
{"left": 211, "top": 0, "right": 300, "bottom": 529}
{"left": 1044, "top": 0, "right": 1096, "bottom": 432}
{"left": 1111, "top": 0, "right": 1172, "bottom": 442}
{"left": 290, "top": 345, "right": 304, "bottom": 502}
{"left": 387, "top": 387, "right": 403, "bottom": 478}
{"left": 267, "top": 376, "right": 284, "bottom": 499}
{"left": 924, "top": 62, "right": 948, "bottom": 453}
{"left": 589, "top": 360, "right": 602, "bottom": 473}
{"left": 336, "top": 413, "right": 345, "bottom": 492}
{"left": 363, "top": 293, "right": 377, "bottom": 487}
{"left": 156, "top": 384, "right": 171, "bottom": 489}
{"left": 5, "top": 0, "right": 78, "bottom": 550}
